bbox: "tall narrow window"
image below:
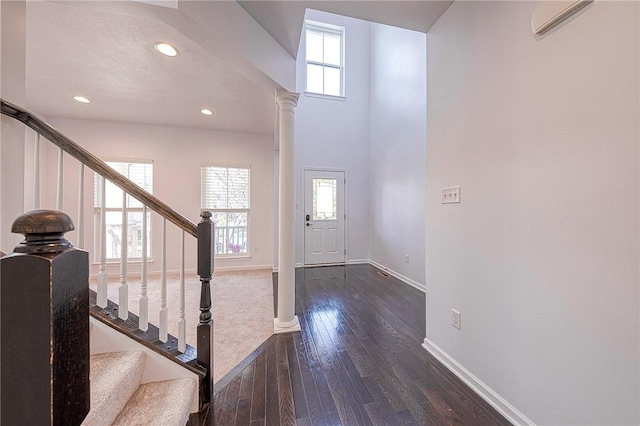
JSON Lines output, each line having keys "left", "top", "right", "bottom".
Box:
{"left": 305, "top": 20, "right": 345, "bottom": 97}
{"left": 93, "top": 160, "right": 153, "bottom": 261}
{"left": 201, "top": 166, "right": 250, "bottom": 256}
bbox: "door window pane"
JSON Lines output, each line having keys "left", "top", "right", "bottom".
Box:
{"left": 313, "top": 178, "right": 337, "bottom": 220}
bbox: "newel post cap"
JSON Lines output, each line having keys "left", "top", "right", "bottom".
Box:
{"left": 11, "top": 209, "right": 75, "bottom": 254}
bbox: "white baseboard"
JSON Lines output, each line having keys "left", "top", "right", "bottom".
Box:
{"left": 90, "top": 268, "right": 198, "bottom": 280}
{"left": 272, "top": 263, "right": 303, "bottom": 273}
{"left": 213, "top": 264, "right": 274, "bottom": 273}
{"left": 347, "top": 259, "right": 369, "bottom": 265}
{"left": 90, "top": 264, "right": 274, "bottom": 279}
{"left": 422, "top": 338, "right": 535, "bottom": 426}
{"left": 367, "top": 260, "right": 426, "bottom": 292}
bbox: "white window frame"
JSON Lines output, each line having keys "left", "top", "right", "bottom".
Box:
{"left": 93, "top": 159, "right": 153, "bottom": 263}
{"left": 201, "top": 165, "right": 251, "bottom": 257}
{"left": 304, "top": 20, "right": 346, "bottom": 99}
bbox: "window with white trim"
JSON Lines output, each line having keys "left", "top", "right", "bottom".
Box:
{"left": 201, "top": 166, "right": 250, "bottom": 256}
{"left": 305, "top": 20, "right": 345, "bottom": 97}
{"left": 93, "top": 161, "right": 153, "bottom": 261}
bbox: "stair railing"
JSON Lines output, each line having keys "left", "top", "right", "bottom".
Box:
{"left": 1, "top": 98, "right": 214, "bottom": 405}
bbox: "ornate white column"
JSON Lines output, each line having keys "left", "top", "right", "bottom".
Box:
{"left": 274, "top": 89, "right": 301, "bottom": 334}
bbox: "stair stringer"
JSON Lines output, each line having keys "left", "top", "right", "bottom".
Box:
{"left": 89, "top": 317, "right": 199, "bottom": 414}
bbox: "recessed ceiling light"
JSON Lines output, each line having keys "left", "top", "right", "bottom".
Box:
{"left": 73, "top": 96, "right": 91, "bottom": 103}
{"left": 155, "top": 42, "right": 178, "bottom": 57}
{"left": 201, "top": 109, "right": 213, "bottom": 116}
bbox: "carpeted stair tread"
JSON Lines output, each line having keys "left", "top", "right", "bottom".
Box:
{"left": 82, "top": 351, "right": 146, "bottom": 426}
{"left": 112, "top": 378, "right": 196, "bottom": 426}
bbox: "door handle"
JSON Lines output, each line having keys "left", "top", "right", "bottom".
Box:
{"left": 306, "top": 223, "right": 311, "bottom": 227}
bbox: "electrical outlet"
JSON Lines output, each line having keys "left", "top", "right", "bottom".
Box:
{"left": 451, "top": 309, "right": 461, "bottom": 329}
{"left": 404, "top": 255, "right": 410, "bottom": 263}
{"left": 442, "top": 186, "right": 461, "bottom": 204}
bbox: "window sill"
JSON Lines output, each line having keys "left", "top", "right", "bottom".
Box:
{"left": 304, "top": 92, "right": 346, "bottom": 102}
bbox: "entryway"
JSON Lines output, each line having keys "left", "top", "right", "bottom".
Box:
{"left": 303, "top": 169, "right": 346, "bottom": 265}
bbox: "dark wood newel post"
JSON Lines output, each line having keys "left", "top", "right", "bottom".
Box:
{"left": 197, "top": 210, "right": 214, "bottom": 409}
{"left": 1, "top": 210, "right": 90, "bottom": 426}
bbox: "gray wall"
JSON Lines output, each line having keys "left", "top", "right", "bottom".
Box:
{"left": 369, "top": 23, "right": 426, "bottom": 288}
{"left": 0, "top": 1, "right": 27, "bottom": 253}
{"left": 425, "top": 2, "right": 639, "bottom": 424}
{"left": 295, "top": 10, "right": 428, "bottom": 290}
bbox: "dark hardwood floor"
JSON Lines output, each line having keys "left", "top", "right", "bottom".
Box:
{"left": 193, "top": 264, "right": 510, "bottom": 425}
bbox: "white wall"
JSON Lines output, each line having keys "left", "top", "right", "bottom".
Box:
{"left": 294, "top": 10, "right": 371, "bottom": 265}
{"left": 0, "top": 0, "right": 27, "bottom": 253}
{"left": 425, "top": 2, "right": 639, "bottom": 424}
{"left": 294, "top": 11, "right": 428, "bottom": 288}
{"left": 369, "top": 23, "right": 426, "bottom": 288}
{"left": 40, "top": 117, "right": 274, "bottom": 275}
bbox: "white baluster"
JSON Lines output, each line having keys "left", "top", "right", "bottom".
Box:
{"left": 139, "top": 205, "right": 149, "bottom": 331}
{"left": 178, "top": 230, "right": 186, "bottom": 352}
{"left": 159, "top": 218, "right": 168, "bottom": 342}
{"left": 118, "top": 190, "right": 128, "bottom": 320}
{"left": 56, "top": 147, "right": 63, "bottom": 210}
{"left": 96, "top": 176, "right": 108, "bottom": 308}
{"left": 77, "top": 164, "right": 85, "bottom": 249}
{"left": 34, "top": 134, "right": 40, "bottom": 209}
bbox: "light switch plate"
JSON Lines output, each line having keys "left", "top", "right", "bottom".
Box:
{"left": 442, "top": 186, "right": 461, "bottom": 204}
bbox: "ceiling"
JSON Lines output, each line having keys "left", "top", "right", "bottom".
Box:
{"left": 238, "top": 1, "right": 453, "bottom": 58}
{"left": 24, "top": 1, "right": 452, "bottom": 135}
{"left": 25, "top": 1, "right": 277, "bottom": 134}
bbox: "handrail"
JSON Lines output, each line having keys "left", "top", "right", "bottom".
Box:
{"left": 1, "top": 98, "right": 197, "bottom": 238}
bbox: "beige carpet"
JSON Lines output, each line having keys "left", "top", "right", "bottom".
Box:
{"left": 90, "top": 269, "right": 274, "bottom": 382}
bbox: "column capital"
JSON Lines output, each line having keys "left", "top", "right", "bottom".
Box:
{"left": 275, "top": 90, "right": 300, "bottom": 109}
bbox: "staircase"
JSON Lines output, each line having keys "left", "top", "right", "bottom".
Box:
{"left": 0, "top": 99, "right": 214, "bottom": 425}
{"left": 81, "top": 317, "right": 201, "bottom": 425}
{"left": 83, "top": 351, "right": 195, "bottom": 426}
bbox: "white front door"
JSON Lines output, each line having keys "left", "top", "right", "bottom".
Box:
{"left": 304, "top": 170, "right": 346, "bottom": 265}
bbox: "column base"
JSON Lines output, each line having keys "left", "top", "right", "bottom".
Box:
{"left": 273, "top": 316, "right": 301, "bottom": 334}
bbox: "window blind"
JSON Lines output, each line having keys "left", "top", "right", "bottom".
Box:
{"left": 94, "top": 161, "right": 153, "bottom": 208}
{"left": 201, "top": 166, "right": 250, "bottom": 210}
